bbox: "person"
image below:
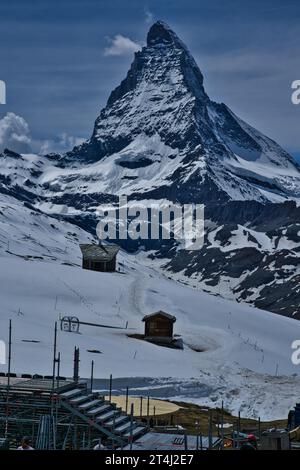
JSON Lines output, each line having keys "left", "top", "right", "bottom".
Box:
{"left": 247, "top": 434, "right": 258, "bottom": 449}
{"left": 17, "top": 436, "right": 35, "bottom": 450}
{"left": 240, "top": 434, "right": 257, "bottom": 451}
{"left": 93, "top": 438, "right": 106, "bottom": 450}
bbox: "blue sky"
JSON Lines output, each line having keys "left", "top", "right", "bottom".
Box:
{"left": 0, "top": 0, "right": 300, "bottom": 160}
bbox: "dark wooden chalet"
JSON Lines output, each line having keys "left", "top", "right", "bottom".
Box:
{"left": 79, "top": 244, "right": 120, "bottom": 273}
{"left": 142, "top": 311, "right": 176, "bottom": 343}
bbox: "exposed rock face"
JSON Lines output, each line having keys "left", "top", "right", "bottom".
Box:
{"left": 162, "top": 202, "right": 300, "bottom": 318}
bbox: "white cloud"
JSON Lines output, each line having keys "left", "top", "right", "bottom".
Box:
{"left": 0, "top": 112, "right": 32, "bottom": 154}
{"left": 39, "top": 133, "right": 85, "bottom": 155}
{"left": 104, "top": 34, "right": 141, "bottom": 57}
{"left": 144, "top": 8, "right": 154, "bottom": 25}
{"left": 0, "top": 112, "right": 84, "bottom": 155}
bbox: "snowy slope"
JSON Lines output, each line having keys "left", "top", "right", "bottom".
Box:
{"left": 0, "top": 194, "right": 94, "bottom": 263}
{"left": 0, "top": 191, "right": 299, "bottom": 419}
{"left": 0, "top": 234, "right": 300, "bottom": 419}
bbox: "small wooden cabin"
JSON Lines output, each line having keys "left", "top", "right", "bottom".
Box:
{"left": 142, "top": 311, "right": 176, "bottom": 343}
{"left": 80, "top": 244, "right": 120, "bottom": 273}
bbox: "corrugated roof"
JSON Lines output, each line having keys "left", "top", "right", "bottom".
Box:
{"left": 142, "top": 310, "right": 176, "bottom": 322}
{"left": 79, "top": 244, "right": 120, "bottom": 262}
{"left": 123, "top": 432, "right": 221, "bottom": 450}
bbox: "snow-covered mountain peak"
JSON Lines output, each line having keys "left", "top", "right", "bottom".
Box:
{"left": 64, "top": 21, "right": 300, "bottom": 203}
{"left": 147, "top": 21, "right": 181, "bottom": 46}
{"left": 146, "top": 20, "right": 205, "bottom": 89}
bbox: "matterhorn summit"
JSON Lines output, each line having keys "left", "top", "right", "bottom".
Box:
{"left": 66, "top": 20, "right": 300, "bottom": 203}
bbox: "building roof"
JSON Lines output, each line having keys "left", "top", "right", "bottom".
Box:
{"left": 142, "top": 311, "right": 176, "bottom": 323}
{"left": 79, "top": 244, "right": 120, "bottom": 262}
{"left": 123, "top": 432, "right": 221, "bottom": 450}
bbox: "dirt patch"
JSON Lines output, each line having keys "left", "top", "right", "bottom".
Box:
{"left": 106, "top": 395, "right": 181, "bottom": 417}
{"left": 160, "top": 401, "right": 288, "bottom": 436}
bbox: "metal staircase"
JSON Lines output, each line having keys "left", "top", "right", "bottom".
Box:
{"left": 59, "top": 383, "right": 147, "bottom": 448}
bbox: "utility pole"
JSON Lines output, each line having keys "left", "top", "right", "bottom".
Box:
{"left": 56, "top": 352, "right": 61, "bottom": 388}
{"left": 129, "top": 403, "right": 134, "bottom": 451}
{"left": 7, "top": 320, "right": 12, "bottom": 392}
{"left": 195, "top": 421, "right": 199, "bottom": 450}
{"left": 109, "top": 374, "right": 112, "bottom": 401}
{"left": 52, "top": 322, "right": 58, "bottom": 394}
{"left": 125, "top": 386, "right": 129, "bottom": 414}
{"left": 51, "top": 322, "right": 58, "bottom": 450}
{"left": 73, "top": 347, "right": 80, "bottom": 383}
{"left": 208, "top": 410, "right": 213, "bottom": 450}
{"left": 147, "top": 396, "right": 150, "bottom": 425}
{"left": 90, "top": 360, "right": 94, "bottom": 392}
{"left": 140, "top": 396, "right": 143, "bottom": 418}
{"left": 5, "top": 320, "right": 12, "bottom": 439}
{"left": 221, "top": 401, "right": 224, "bottom": 449}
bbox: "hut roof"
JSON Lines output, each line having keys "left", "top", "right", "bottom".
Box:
{"left": 79, "top": 244, "right": 120, "bottom": 262}
{"left": 142, "top": 311, "right": 176, "bottom": 323}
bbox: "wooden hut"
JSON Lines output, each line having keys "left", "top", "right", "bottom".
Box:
{"left": 142, "top": 311, "right": 176, "bottom": 344}
{"left": 79, "top": 244, "right": 120, "bottom": 273}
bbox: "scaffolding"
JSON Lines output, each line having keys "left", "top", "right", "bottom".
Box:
{"left": 0, "top": 377, "right": 147, "bottom": 449}
{"left": 0, "top": 321, "right": 147, "bottom": 449}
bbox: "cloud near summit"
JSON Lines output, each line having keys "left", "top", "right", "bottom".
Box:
{"left": 0, "top": 112, "right": 84, "bottom": 155}
{"left": 0, "top": 112, "right": 32, "bottom": 154}
{"left": 103, "top": 34, "right": 141, "bottom": 57}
